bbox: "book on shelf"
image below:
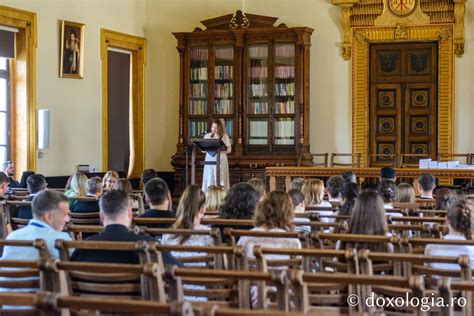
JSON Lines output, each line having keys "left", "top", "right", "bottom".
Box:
{"left": 250, "top": 84, "right": 268, "bottom": 97}
{"left": 190, "top": 83, "right": 207, "bottom": 98}
{"left": 189, "top": 100, "right": 208, "bottom": 115}
{"left": 190, "top": 67, "right": 208, "bottom": 80}
{"left": 249, "top": 46, "right": 268, "bottom": 58}
{"left": 214, "top": 65, "right": 233, "bottom": 80}
{"left": 215, "top": 47, "right": 234, "bottom": 60}
{"left": 215, "top": 99, "right": 233, "bottom": 115}
{"left": 274, "top": 83, "right": 295, "bottom": 97}
{"left": 249, "top": 121, "right": 268, "bottom": 145}
{"left": 224, "top": 119, "right": 233, "bottom": 138}
{"left": 189, "top": 120, "right": 207, "bottom": 137}
{"left": 275, "top": 44, "right": 295, "bottom": 58}
{"left": 275, "top": 101, "right": 295, "bottom": 114}
{"left": 250, "top": 67, "right": 268, "bottom": 78}
{"left": 275, "top": 66, "right": 295, "bottom": 79}
{"left": 214, "top": 83, "right": 233, "bottom": 98}
{"left": 190, "top": 48, "right": 208, "bottom": 61}
{"left": 275, "top": 119, "right": 295, "bottom": 145}
{"left": 249, "top": 102, "right": 268, "bottom": 115}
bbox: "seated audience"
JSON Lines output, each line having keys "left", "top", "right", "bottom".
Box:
{"left": 65, "top": 172, "right": 88, "bottom": 208}
{"left": 341, "top": 171, "right": 357, "bottom": 184}
{"left": 218, "top": 183, "right": 259, "bottom": 242}
{"left": 114, "top": 178, "right": 139, "bottom": 209}
{"left": 238, "top": 190, "right": 301, "bottom": 259}
{"left": 17, "top": 174, "right": 47, "bottom": 219}
{"left": 288, "top": 189, "right": 310, "bottom": 233}
{"left": 205, "top": 185, "right": 226, "bottom": 213}
{"left": 377, "top": 180, "right": 403, "bottom": 218}
{"left": 326, "top": 175, "right": 344, "bottom": 202}
{"left": 139, "top": 177, "right": 174, "bottom": 228}
{"left": 0, "top": 172, "right": 8, "bottom": 200}
{"left": 380, "top": 167, "right": 396, "bottom": 182}
{"left": 2, "top": 160, "right": 20, "bottom": 188}
{"left": 394, "top": 183, "right": 417, "bottom": 216}
{"left": 339, "top": 190, "right": 392, "bottom": 252}
{"left": 2, "top": 190, "right": 71, "bottom": 260}
{"left": 141, "top": 168, "right": 158, "bottom": 187}
{"left": 161, "top": 185, "right": 213, "bottom": 261}
{"left": 435, "top": 188, "right": 457, "bottom": 211}
{"left": 102, "top": 170, "right": 119, "bottom": 192}
{"left": 71, "top": 177, "right": 102, "bottom": 213}
{"left": 338, "top": 182, "right": 360, "bottom": 217}
{"left": 71, "top": 190, "right": 181, "bottom": 266}
{"left": 290, "top": 177, "right": 305, "bottom": 191}
{"left": 418, "top": 173, "right": 436, "bottom": 199}
{"left": 247, "top": 177, "right": 266, "bottom": 201}
{"left": 425, "top": 200, "right": 472, "bottom": 270}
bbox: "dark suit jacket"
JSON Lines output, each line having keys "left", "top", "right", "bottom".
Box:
{"left": 8, "top": 177, "right": 21, "bottom": 189}
{"left": 17, "top": 195, "right": 34, "bottom": 219}
{"left": 71, "top": 200, "right": 100, "bottom": 213}
{"left": 138, "top": 209, "right": 174, "bottom": 228}
{"left": 70, "top": 224, "right": 182, "bottom": 266}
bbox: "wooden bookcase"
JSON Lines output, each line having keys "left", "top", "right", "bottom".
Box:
{"left": 171, "top": 11, "right": 313, "bottom": 195}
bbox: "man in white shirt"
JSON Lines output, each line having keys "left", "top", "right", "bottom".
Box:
{"left": 2, "top": 190, "right": 71, "bottom": 260}
{"left": 418, "top": 173, "right": 436, "bottom": 199}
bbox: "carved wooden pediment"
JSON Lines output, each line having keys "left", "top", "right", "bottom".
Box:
{"left": 199, "top": 10, "right": 278, "bottom": 30}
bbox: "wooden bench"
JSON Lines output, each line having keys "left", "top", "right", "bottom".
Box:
{"left": 224, "top": 228, "right": 310, "bottom": 248}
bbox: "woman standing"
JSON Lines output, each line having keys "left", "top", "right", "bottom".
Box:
{"left": 202, "top": 119, "right": 231, "bottom": 192}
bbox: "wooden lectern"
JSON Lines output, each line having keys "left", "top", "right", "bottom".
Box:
{"left": 189, "top": 138, "right": 227, "bottom": 186}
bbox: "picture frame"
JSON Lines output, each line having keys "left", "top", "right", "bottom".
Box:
{"left": 59, "top": 20, "right": 84, "bottom": 79}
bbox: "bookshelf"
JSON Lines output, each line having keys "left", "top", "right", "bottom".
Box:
{"left": 172, "top": 11, "right": 313, "bottom": 195}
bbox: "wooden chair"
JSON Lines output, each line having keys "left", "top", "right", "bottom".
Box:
{"left": 68, "top": 211, "right": 101, "bottom": 225}
{"left": 399, "top": 154, "right": 430, "bottom": 168}
{"left": 297, "top": 153, "right": 329, "bottom": 167}
{"left": 1, "top": 200, "right": 32, "bottom": 233}
{"left": 437, "top": 153, "right": 472, "bottom": 165}
{"left": 148, "top": 242, "right": 245, "bottom": 270}
{"left": 55, "top": 239, "right": 151, "bottom": 264}
{"left": 34, "top": 292, "right": 194, "bottom": 316}
{"left": 38, "top": 259, "right": 166, "bottom": 302}
{"left": 164, "top": 266, "right": 289, "bottom": 311}
{"left": 367, "top": 153, "right": 398, "bottom": 167}
{"left": 330, "top": 153, "right": 361, "bottom": 168}
{"left": 65, "top": 224, "right": 103, "bottom": 240}
{"left": 0, "top": 238, "right": 50, "bottom": 259}
{"left": 137, "top": 227, "right": 223, "bottom": 246}
{"left": 438, "top": 278, "right": 474, "bottom": 316}
{"left": 224, "top": 228, "right": 311, "bottom": 248}
{"left": 0, "top": 292, "right": 45, "bottom": 316}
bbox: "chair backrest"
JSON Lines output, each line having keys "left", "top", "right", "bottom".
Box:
{"left": 437, "top": 153, "right": 471, "bottom": 165}
{"left": 400, "top": 153, "right": 430, "bottom": 168}
{"left": 2, "top": 200, "right": 33, "bottom": 232}
{"left": 0, "top": 259, "right": 41, "bottom": 293}
{"left": 367, "top": 153, "right": 398, "bottom": 167}
{"left": 165, "top": 266, "right": 290, "bottom": 310}
{"left": 38, "top": 259, "right": 166, "bottom": 302}
{"left": 297, "top": 153, "right": 329, "bottom": 167}
{"left": 224, "top": 228, "right": 310, "bottom": 248}
{"left": 68, "top": 211, "right": 101, "bottom": 225}
{"left": 0, "top": 238, "right": 50, "bottom": 259}
{"left": 138, "top": 227, "right": 223, "bottom": 246}
{"left": 330, "top": 153, "right": 361, "bottom": 167}
{"left": 65, "top": 224, "right": 103, "bottom": 240}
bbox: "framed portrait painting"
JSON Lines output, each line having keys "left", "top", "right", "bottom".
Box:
{"left": 60, "top": 20, "right": 84, "bottom": 78}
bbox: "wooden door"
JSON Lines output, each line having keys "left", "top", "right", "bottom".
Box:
{"left": 369, "top": 42, "right": 437, "bottom": 166}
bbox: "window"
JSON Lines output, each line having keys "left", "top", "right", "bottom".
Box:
{"left": 0, "top": 57, "right": 9, "bottom": 162}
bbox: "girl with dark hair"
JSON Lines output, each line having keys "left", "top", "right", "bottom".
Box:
{"left": 337, "top": 182, "right": 360, "bottom": 216}
{"left": 425, "top": 200, "right": 473, "bottom": 270}
{"left": 218, "top": 182, "right": 259, "bottom": 242}
{"left": 340, "top": 190, "right": 392, "bottom": 252}
{"left": 377, "top": 180, "right": 403, "bottom": 218}
{"left": 202, "top": 119, "right": 231, "bottom": 192}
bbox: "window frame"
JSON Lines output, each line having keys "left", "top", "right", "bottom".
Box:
{"left": 0, "top": 57, "right": 10, "bottom": 162}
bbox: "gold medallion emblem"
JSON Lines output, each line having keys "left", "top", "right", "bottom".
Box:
{"left": 388, "top": 0, "right": 417, "bottom": 17}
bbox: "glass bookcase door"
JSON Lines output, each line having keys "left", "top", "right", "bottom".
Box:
{"left": 214, "top": 46, "right": 234, "bottom": 115}
{"left": 247, "top": 44, "right": 269, "bottom": 147}
{"left": 189, "top": 47, "right": 208, "bottom": 116}
{"left": 273, "top": 43, "right": 296, "bottom": 147}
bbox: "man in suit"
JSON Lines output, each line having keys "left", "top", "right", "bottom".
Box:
{"left": 2, "top": 160, "right": 20, "bottom": 189}
{"left": 3, "top": 190, "right": 71, "bottom": 260}
{"left": 17, "top": 174, "right": 47, "bottom": 219}
{"left": 71, "top": 177, "right": 102, "bottom": 213}
{"left": 138, "top": 178, "right": 174, "bottom": 228}
{"left": 71, "top": 190, "right": 181, "bottom": 266}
